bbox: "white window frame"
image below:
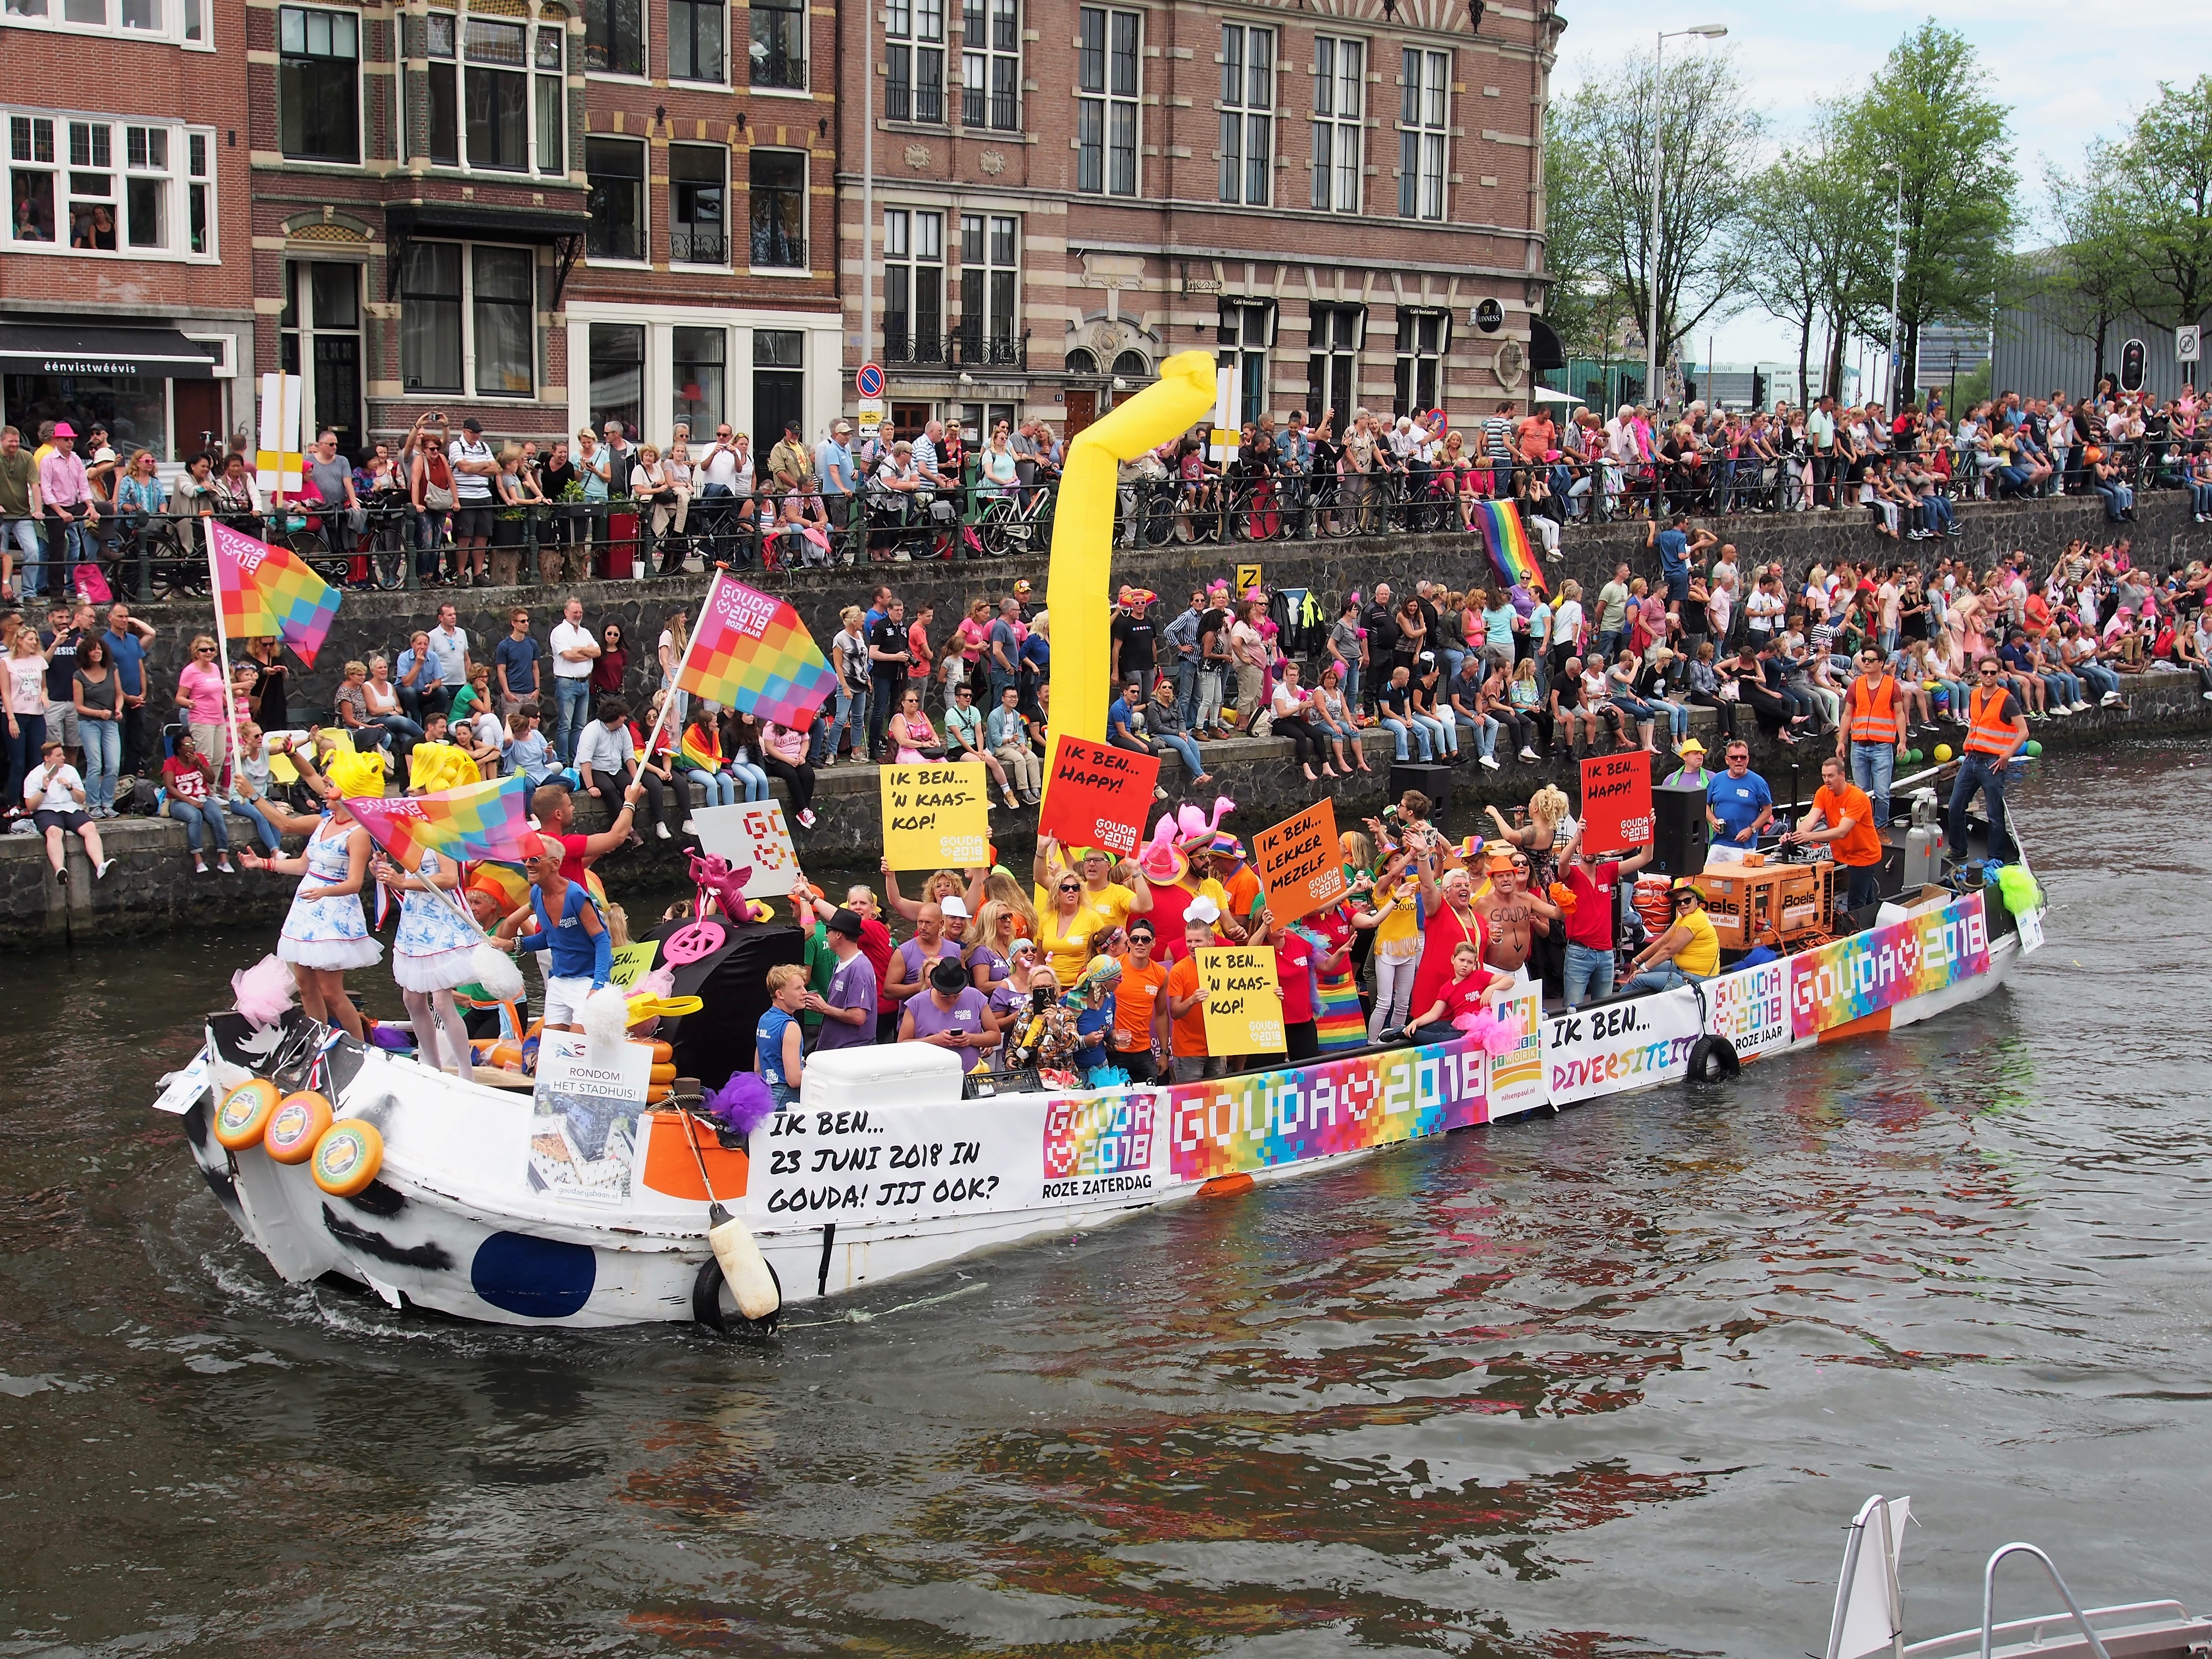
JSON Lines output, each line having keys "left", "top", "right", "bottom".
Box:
{"left": 960, "top": 0, "right": 1019, "bottom": 132}
{"left": 886, "top": 0, "right": 946, "bottom": 125}
{"left": 1217, "top": 298, "right": 1274, "bottom": 427}
{"left": 0, "top": 0, "right": 213, "bottom": 49}
{"left": 957, "top": 210, "right": 1018, "bottom": 354}
{"left": 582, "top": 0, "right": 649, "bottom": 81}
{"left": 666, "top": 0, "right": 725, "bottom": 86}
{"left": 583, "top": 133, "right": 650, "bottom": 265}
{"left": 397, "top": 239, "right": 538, "bottom": 400}
{"left": 746, "top": 144, "right": 809, "bottom": 275}
{"left": 1075, "top": 5, "right": 1138, "bottom": 197}
{"left": 667, "top": 139, "right": 728, "bottom": 269}
{"left": 1311, "top": 34, "right": 1363, "bottom": 214}
{"left": 404, "top": 9, "right": 569, "bottom": 179}
{"left": 3, "top": 108, "right": 216, "bottom": 263}
{"left": 1394, "top": 307, "right": 1450, "bottom": 414}
{"left": 1398, "top": 46, "right": 1448, "bottom": 222}
{"left": 1307, "top": 301, "right": 1363, "bottom": 419}
{"left": 746, "top": 0, "right": 807, "bottom": 93}
{"left": 1216, "top": 22, "right": 1272, "bottom": 207}
{"left": 882, "top": 206, "right": 945, "bottom": 359}
{"left": 276, "top": 4, "right": 364, "bottom": 167}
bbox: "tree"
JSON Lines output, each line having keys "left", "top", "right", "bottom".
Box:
{"left": 2115, "top": 75, "right": 2212, "bottom": 333}
{"left": 1539, "top": 122, "right": 1622, "bottom": 361}
{"left": 1743, "top": 117, "right": 1889, "bottom": 407}
{"left": 1551, "top": 45, "right": 1767, "bottom": 399}
{"left": 2039, "top": 153, "right": 2148, "bottom": 392}
{"left": 1839, "top": 21, "right": 2019, "bottom": 398}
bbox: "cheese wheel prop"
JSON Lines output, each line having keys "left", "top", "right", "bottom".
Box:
{"left": 264, "top": 1091, "right": 334, "bottom": 1165}
{"left": 214, "top": 1079, "right": 282, "bottom": 1151}
{"left": 311, "top": 1119, "right": 385, "bottom": 1196}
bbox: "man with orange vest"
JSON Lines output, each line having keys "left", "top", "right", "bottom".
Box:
{"left": 1946, "top": 656, "right": 2030, "bottom": 866}
{"left": 1839, "top": 648, "right": 1907, "bottom": 831}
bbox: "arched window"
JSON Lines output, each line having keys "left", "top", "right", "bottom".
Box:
{"left": 1064, "top": 348, "right": 1099, "bottom": 375}
{"left": 1112, "top": 349, "right": 1150, "bottom": 378}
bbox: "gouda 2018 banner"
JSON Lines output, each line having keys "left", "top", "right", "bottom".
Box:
{"left": 1789, "top": 893, "right": 1990, "bottom": 1040}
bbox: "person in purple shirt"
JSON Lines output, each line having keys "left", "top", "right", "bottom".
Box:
{"left": 806, "top": 908, "right": 879, "bottom": 1049}
{"left": 898, "top": 957, "right": 994, "bottom": 1062}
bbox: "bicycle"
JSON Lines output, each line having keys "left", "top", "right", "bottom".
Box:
{"left": 974, "top": 489, "right": 1046, "bottom": 556}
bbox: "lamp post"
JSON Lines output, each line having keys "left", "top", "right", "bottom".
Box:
{"left": 861, "top": 0, "right": 874, "bottom": 383}
{"left": 1644, "top": 23, "right": 1728, "bottom": 414}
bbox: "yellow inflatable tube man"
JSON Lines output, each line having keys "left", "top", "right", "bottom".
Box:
{"left": 1044, "top": 349, "right": 1219, "bottom": 770}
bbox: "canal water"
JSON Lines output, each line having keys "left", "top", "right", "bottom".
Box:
{"left": 4, "top": 746, "right": 2208, "bottom": 1658}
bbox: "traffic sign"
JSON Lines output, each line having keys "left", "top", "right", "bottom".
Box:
{"left": 2178, "top": 325, "right": 2201, "bottom": 365}
{"left": 856, "top": 362, "right": 885, "bottom": 399}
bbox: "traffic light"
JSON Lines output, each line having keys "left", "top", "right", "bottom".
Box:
{"left": 2120, "top": 338, "right": 2147, "bottom": 393}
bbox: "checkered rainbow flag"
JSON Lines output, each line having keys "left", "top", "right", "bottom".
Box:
{"left": 676, "top": 572, "right": 836, "bottom": 729}
{"left": 345, "top": 773, "right": 536, "bottom": 873}
{"left": 208, "top": 519, "right": 342, "bottom": 667}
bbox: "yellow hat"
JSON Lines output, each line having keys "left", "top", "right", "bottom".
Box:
{"left": 1676, "top": 737, "right": 1707, "bottom": 757}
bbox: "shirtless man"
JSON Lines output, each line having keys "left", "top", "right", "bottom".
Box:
{"left": 1477, "top": 848, "right": 1561, "bottom": 986}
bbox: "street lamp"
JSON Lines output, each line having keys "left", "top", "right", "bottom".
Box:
{"left": 1645, "top": 23, "right": 1728, "bottom": 415}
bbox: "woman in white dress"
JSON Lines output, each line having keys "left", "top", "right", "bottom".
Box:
{"left": 238, "top": 745, "right": 379, "bottom": 1039}
{"left": 373, "top": 845, "right": 478, "bottom": 1081}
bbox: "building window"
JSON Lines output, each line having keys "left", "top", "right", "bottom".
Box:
{"left": 961, "top": 0, "right": 1017, "bottom": 131}
{"left": 668, "top": 0, "right": 722, "bottom": 84}
{"left": 1217, "top": 300, "right": 1273, "bottom": 427}
{"left": 277, "top": 5, "right": 360, "bottom": 164}
{"left": 673, "top": 325, "right": 724, "bottom": 433}
{"left": 584, "top": 0, "right": 644, "bottom": 76}
{"left": 958, "top": 212, "right": 1016, "bottom": 361}
{"left": 1217, "top": 24, "right": 1271, "bottom": 206}
{"left": 1307, "top": 303, "right": 1362, "bottom": 421}
{"left": 749, "top": 0, "right": 805, "bottom": 90}
{"left": 4, "top": 111, "right": 215, "bottom": 260}
{"left": 278, "top": 259, "right": 364, "bottom": 459}
{"left": 1398, "top": 47, "right": 1448, "bottom": 221}
{"left": 463, "top": 17, "right": 529, "bottom": 171}
{"left": 753, "top": 328, "right": 803, "bottom": 444}
{"left": 1394, "top": 308, "right": 1448, "bottom": 414}
{"left": 1311, "top": 35, "right": 1362, "bottom": 213}
{"left": 399, "top": 240, "right": 535, "bottom": 397}
{"left": 669, "top": 142, "right": 725, "bottom": 265}
{"left": 535, "top": 24, "right": 565, "bottom": 173}
{"left": 421, "top": 12, "right": 460, "bottom": 166}
{"left": 0, "top": 0, "right": 208, "bottom": 44}
{"left": 883, "top": 208, "right": 943, "bottom": 363}
{"left": 1076, "top": 6, "right": 1137, "bottom": 196}
{"left": 748, "top": 147, "right": 806, "bottom": 269}
{"left": 585, "top": 136, "right": 647, "bottom": 261}
{"left": 886, "top": 0, "right": 944, "bottom": 123}
{"left": 589, "top": 321, "right": 644, "bottom": 439}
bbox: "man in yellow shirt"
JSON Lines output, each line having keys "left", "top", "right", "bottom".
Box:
{"left": 1621, "top": 878, "right": 1720, "bottom": 994}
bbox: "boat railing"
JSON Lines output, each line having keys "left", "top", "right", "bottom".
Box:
{"left": 1960, "top": 1543, "right": 2116, "bottom": 1659}
{"left": 1904, "top": 1601, "right": 2195, "bottom": 1659}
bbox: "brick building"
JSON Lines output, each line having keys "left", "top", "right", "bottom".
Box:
{"left": 1, "top": 0, "right": 252, "bottom": 462}
{"left": 241, "top": 0, "right": 841, "bottom": 464}
{"left": 832, "top": 0, "right": 1564, "bottom": 445}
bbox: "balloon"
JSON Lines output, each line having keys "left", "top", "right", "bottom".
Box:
{"left": 2024, "top": 739, "right": 2042, "bottom": 758}
{"left": 1043, "top": 350, "right": 1219, "bottom": 772}
{"left": 1933, "top": 744, "right": 1953, "bottom": 762}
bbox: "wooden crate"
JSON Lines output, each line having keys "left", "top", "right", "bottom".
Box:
{"left": 1700, "top": 859, "right": 1835, "bottom": 950}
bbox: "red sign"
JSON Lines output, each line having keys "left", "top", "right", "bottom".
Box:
{"left": 1579, "top": 751, "right": 1654, "bottom": 854}
{"left": 1252, "top": 798, "right": 1347, "bottom": 925}
{"left": 1037, "top": 734, "right": 1159, "bottom": 858}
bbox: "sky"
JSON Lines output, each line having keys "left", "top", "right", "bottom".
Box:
{"left": 1551, "top": 0, "right": 2212, "bottom": 367}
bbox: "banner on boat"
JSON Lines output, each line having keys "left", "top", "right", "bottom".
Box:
{"left": 1789, "top": 893, "right": 1989, "bottom": 1040}
{"left": 529, "top": 1033, "right": 651, "bottom": 1205}
{"left": 1544, "top": 958, "right": 1791, "bottom": 1105}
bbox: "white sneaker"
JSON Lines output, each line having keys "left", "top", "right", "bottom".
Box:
{"left": 1518, "top": 747, "right": 1539, "bottom": 762}
{"left": 679, "top": 818, "right": 697, "bottom": 835}
{"left": 2071, "top": 700, "right": 2090, "bottom": 712}
{"left": 95, "top": 858, "right": 114, "bottom": 881}
{"left": 1479, "top": 754, "right": 1500, "bottom": 770}
{"left": 655, "top": 821, "right": 671, "bottom": 840}
{"left": 2101, "top": 691, "right": 2122, "bottom": 705}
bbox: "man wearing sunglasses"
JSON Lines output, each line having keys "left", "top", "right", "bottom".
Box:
{"left": 1946, "top": 655, "right": 2029, "bottom": 866}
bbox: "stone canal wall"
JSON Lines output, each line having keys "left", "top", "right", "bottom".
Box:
{"left": 6, "top": 672, "right": 2207, "bottom": 947}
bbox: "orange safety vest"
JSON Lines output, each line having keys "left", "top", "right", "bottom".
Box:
{"left": 1965, "top": 685, "right": 2018, "bottom": 757}
{"left": 1846, "top": 673, "right": 1901, "bottom": 744}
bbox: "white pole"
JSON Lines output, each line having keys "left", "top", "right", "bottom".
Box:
{"left": 637, "top": 565, "right": 720, "bottom": 769}
{"left": 1645, "top": 30, "right": 1663, "bottom": 415}
{"left": 861, "top": 0, "right": 874, "bottom": 380}
{"left": 205, "top": 537, "right": 248, "bottom": 796}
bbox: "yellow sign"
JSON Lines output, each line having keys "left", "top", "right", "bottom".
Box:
{"left": 879, "top": 762, "right": 991, "bottom": 870}
{"left": 1195, "top": 944, "right": 1283, "bottom": 1057}
{"left": 608, "top": 941, "right": 660, "bottom": 989}
{"left": 1236, "top": 563, "right": 1263, "bottom": 594}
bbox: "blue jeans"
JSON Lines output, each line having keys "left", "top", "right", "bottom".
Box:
{"left": 553, "top": 675, "right": 592, "bottom": 764}
{"left": 2042, "top": 670, "right": 2082, "bottom": 706}
{"left": 226, "top": 794, "right": 283, "bottom": 853}
{"left": 730, "top": 759, "right": 769, "bottom": 801}
{"left": 166, "top": 796, "right": 230, "bottom": 853}
{"left": 682, "top": 764, "right": 737, "bottom": 807}
{"left": 825, "top": 685, "right": 868, "bottom": 761}
{"left": 1411, "top": 710, "right": 1451, "bottom": 756}
{"left": 4, "top": 517, "right": 40, "bottom": 594}
{"left": 1621, "top": 961, "right": 1704, "bottom": 996}
{"left": 1649, "top": 697, "right": 1689, "bottom": 740}
{"left": 2077, "top": 661, "right": 2120, "bottom": 698}
{"left": 1564, "top": 941, "right": 1614, "bottom": 1009}
{"left": 1849, "top": 740, "right": 1895, "bottom": 829}
{"left": 1473, "top": 713, "right": 1500, "bottom": 759}
{"left": 1156, "top": 732, "right": 1204, "bottom": 775}
{"left": 1381, "top": 716, "right": 1429, "bottom": 760}
{"left": 1947, "top": 752, "right": 2014, "bottom": 862}
{"left": 1173, "top": 658, "right": 1201, "bottom": 733}
{"left": 80, "top": 715, "right": 120, "bottom": 808}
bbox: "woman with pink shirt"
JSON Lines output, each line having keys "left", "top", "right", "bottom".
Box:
{"left": 174, "top": 632, "right": 231, "bottom": 775}
{"left": 759, "top": 718, "right": 817, "bottom": 829}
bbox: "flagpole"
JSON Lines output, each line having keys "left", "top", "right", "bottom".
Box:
{"left": 637, "top": 565, "right": 721, "bottom": 774}
{"left": 205, "top": 534, "right": 247, "bottom": 796}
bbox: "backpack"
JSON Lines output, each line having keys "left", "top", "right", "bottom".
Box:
{"left": 73, "top": 561, "right": 113, "bottom": 604}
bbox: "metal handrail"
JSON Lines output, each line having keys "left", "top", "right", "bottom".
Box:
{"left": 1977, "top": 1543, "right": 2113, "bottom": 1659}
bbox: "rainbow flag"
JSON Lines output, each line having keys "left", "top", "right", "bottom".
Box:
{"left": 1472, "top": 499, "right": 1546, "bottom": 596}
{"left": 344, "top": 773, "right": 534, "bottom": 873}
{"left": 676, "top": 574, "right": 835, "bottom": 728}
{"left": 208, "top": 519, "right": 340, "bottom": 667}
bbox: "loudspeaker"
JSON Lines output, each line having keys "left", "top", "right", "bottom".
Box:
{"left": 1651, "top": 781, "right": 1709, "bottom": 876}
{"left": 1389, "top": 760, "right": 1455, "bottom": 818}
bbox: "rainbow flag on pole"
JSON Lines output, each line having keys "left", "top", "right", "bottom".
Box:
{"left": 1471, "top": 499, "right": 1546, "bottom": 596}
{"left": 208, "top": 519, "right": 341, "bottom": 666}
{"left": 344, "top": 773, "right": 535, "bottom": 872}
{"left": 676, "top": 573, "right": 835, "bottom": 728}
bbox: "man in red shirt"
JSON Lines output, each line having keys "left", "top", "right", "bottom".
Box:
{"left": 532, "top": 778, "right": 645, "bottom": 889}
{"left": 1252, "top": 907, "right": 1319, "bottom": 1065}
{"left": 1559, "top": 828, "right": 1652, "bottom": 1010}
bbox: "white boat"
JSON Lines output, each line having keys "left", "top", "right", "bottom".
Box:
{"left": 1825, "top": 1494, "right": 2209, "bottom": 1659}
{"left": 153, "top": 854, "right": 2045, "bottom": 1332}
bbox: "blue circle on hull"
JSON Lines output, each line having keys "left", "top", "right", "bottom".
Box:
{"left": 470, "top": 1231, "right": 597, "bottom": 1319}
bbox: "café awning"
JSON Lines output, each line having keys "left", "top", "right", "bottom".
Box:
{"left": 0, "top": 324, "right": 220, "bottom": 379}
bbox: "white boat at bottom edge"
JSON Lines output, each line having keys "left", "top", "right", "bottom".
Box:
{"left": 155, "top": 878, "right": 2037, "bottom": 1332}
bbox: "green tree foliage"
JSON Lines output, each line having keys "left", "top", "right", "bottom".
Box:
{"left": 2038, "top": 152, "right": 2148, "bottom": 390}
{"left": 1743, "top": 114, "right": 1891, "bottom": 406}
{"left": 1539, "top": 122, "right": 1620, "bottom": 361}
{"left": 2113, "top": 75, "right": 2212, "bottom": 333}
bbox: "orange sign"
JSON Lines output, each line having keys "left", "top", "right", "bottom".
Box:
{"left": 1579, "top": 751, "right": 1654, "bottom": 853}
{"left": 1038, "top": 733, "right": 1159, "bottom": 858}
{"left": 1251, "top": 798, "right": 1347, "bottom": 925}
